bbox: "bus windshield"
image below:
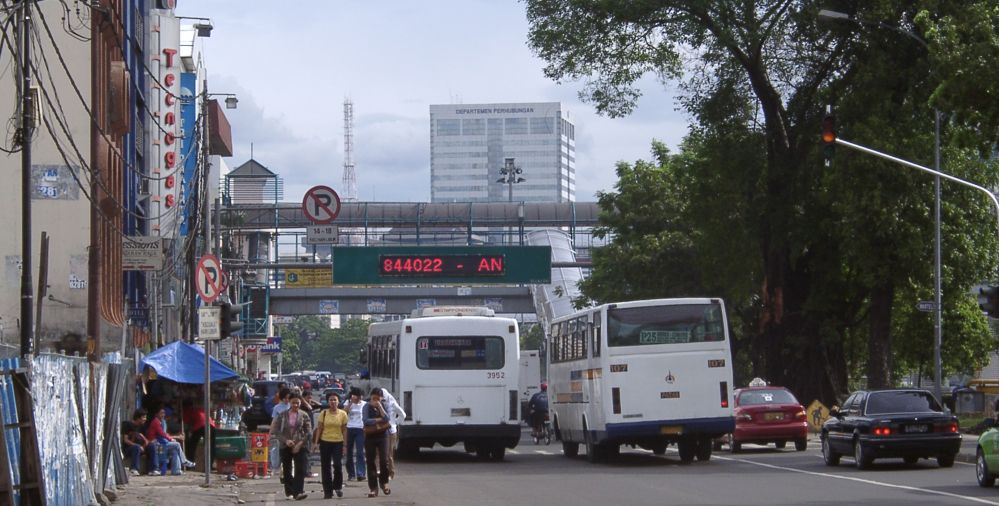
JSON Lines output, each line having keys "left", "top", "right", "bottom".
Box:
{"left": 607, "top": 303, "right": 725, "bottom": 347}
{"left": 415, "top": 336, "right": 505, "bottom": 370}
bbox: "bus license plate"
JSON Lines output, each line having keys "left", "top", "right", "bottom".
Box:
{"left": 660, "top": 425, "right": 683, "bottom": 435}
{"left": 905, "top": 424, "right": 928, "bottom": 433}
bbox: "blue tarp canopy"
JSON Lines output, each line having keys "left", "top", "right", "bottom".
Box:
{"left": 139, "top": 341, "right": 238, "bottom": 384}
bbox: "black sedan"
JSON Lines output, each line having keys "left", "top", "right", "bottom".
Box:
{"left": 821, "top": 389, "right": 961, "bottom": 469}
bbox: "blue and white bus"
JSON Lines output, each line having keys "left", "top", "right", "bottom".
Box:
{"left": 547, "top": 298, "right": 735, "bottom": 462}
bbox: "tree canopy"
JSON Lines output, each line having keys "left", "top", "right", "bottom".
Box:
{"left": 527, "top": 0, "right": 999, "bottom": 403}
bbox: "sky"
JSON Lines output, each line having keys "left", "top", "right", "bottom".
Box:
{"left": 175, "top": 1, "right": 691, "bottom": 203}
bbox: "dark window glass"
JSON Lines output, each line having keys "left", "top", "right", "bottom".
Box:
{"left": 737, "top": 389, "right": 799, "bottom": 406}
{"left": 415, "top": 336, "right": 504, "bottom": 370}
{"left": 865, "top": 391, "right": 942, "bottom": 415}
{"left": 607, "top": 303, "right": 726, "bottom": 347}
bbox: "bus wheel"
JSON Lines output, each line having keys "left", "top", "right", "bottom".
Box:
{"left": 677, "top": 438, "right": 696, "bottom": 463}
{"left": 585, "top": 431, "right": 600, "bottom": 463}
{"left": 463, "top": 442, "right": 475, "bottom": 454}
{"left": 476, "top": 446, "right": 490, "bottom": 460}
{"left": 490, "top": 446, "right": 505, "bottom": 461}
{"left": 651, "top": 443, "right": 667, "bottom": 455}
{"left": 562, "top": 441, "right": 579, "bottom": 458}
{"left": 695, "top": 437, "right": 712, "bottom": 461}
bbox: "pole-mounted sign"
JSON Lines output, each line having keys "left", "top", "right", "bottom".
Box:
{"left": 195, "top": 254, "right": 224, "bottom": 304}
{"left": 302, "top": 185, "right": 342, "bottom": 225}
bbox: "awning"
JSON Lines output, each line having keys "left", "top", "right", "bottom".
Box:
{"left": 139, "top": 341, "right": 238, "bottom": 384}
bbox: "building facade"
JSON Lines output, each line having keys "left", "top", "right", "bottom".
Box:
{"left": 430, "top": 102, "right": 575, "bottom": 203}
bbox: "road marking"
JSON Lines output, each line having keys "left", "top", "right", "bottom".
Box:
{"left": 715, "top": 454, "right": 999, "bottom": 505}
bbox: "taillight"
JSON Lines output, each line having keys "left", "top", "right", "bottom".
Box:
{"left": 509, "top": 390, "right": 518, "bottom": 420}
{"left": 720, "top": 381, "right": 728, "bottom": 408}
{"left": 737, "top": 413, "right": 752, "bottom": 422}
{"left": 794, "top": 409, "right": 806, "bottom": 420}
{"left": 935, "top": 422, "right": 959, "bottom": 433}
{"left": 872, "top": 426, "right": 892, "bottom": 436}
{"left": 611, "top": 387, "right": 621, "bottom": 414}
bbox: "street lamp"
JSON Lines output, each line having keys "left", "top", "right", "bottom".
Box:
{"left": 819, "top": 9, "right": 944, "bottom": 403}
{"left": 497, "top": 157, "right": 526, "bottom": 202}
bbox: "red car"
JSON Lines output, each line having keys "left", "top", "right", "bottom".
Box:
{"left": 726, "top": 381, "right": 808, "bottom": 452}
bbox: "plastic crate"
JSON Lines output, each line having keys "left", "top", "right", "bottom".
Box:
{"left": 234, "top": 460, "right": 267, "bottom": 479}
{"left": 213, "top": 435, "right": 249, "bottom": 460}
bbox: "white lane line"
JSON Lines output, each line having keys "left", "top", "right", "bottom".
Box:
{"left": 713, "top": 454, "right": 999, "bottom": 505}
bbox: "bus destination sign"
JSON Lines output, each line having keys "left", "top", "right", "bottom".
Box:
{"left": 379, "top": 254, "right": 505, "bottom": 277}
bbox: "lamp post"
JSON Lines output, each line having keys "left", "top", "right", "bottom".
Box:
{"left": 818, "top": 9, "right": 943, "bottom": 403}
{"left": 497, "top": 157, "right": 525, "bottom": 244}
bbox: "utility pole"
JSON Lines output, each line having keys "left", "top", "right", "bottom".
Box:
{"left": 18, "top": 1, "right": 34, "bottom": 358}
{"left": 34, "top": 232, "right": 48, "bottom": 352}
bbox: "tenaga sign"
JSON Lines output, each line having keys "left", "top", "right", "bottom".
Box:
{"left": 147, "top": 13, "right": 181, "bottom": 238}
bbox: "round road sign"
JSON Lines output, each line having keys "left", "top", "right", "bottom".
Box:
{"left": 302, "top": 185, "right": 342, "bottom": 224}
{"left": 196, "top": 254, "right": 224, "bottom": 304}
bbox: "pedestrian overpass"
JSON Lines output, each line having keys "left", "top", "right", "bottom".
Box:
{"left": 221, "top": 201, "right": 599, "bottom": 337}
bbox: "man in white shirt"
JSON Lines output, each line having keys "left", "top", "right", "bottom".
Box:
{"left": 341, "top": 387, "right": 367, "bottom": 481}
{"left": 379, "top": 388, "right": 407, "bottom": 479}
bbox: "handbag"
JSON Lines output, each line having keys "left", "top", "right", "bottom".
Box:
{"left": 364, "top": 420, "right": 390, "bottom": 436}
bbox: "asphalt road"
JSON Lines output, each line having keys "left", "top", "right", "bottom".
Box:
{"left": 225, "top": 431, "right": 999, "bottom": 506}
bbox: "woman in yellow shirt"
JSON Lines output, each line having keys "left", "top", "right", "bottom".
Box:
{"left": 312, "top": 392, "right": 349, "bottom": 499}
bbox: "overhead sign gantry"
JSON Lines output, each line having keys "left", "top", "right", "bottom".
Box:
{"left": 330, "top": 246, "right": 551, "bottom": 285}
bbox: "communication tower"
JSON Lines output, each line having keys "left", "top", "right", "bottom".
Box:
{"left": 342, "top": 98, "right": 358, "bottom": 201}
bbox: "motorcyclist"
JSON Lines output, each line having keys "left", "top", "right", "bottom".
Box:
{"left": 527, "top": 383, "right": 549, "bottom": 438}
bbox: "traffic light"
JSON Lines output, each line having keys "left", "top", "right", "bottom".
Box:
{"left": 977, "top": 285, "right": 999, "bottom": 318}
{"left": 219, "top": 301, "right": 245, "bottom": 337}
{"left": 821, "top": 113, "right": 836, "bottom": 164}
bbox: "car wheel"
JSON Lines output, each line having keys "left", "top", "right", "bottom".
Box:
{"left": 937, "top": 454, "right": 955, "bottom": 468}
{"left": 903, "top": 456, "right": 919, "bottom": 466}
{"left": 822, "top": 436, "right": 840, "bottom": 466}
{"left": 854, "top": 440, "right": 872, "bottom": 470}
{"left": 775, "top": 441, "right": 786, "bottom": 449}
{"left": 490, "top": 446, "right": 505, "bottom": 461}
{"left": 978, "top": 448, "right": 996, "bottom": 487}
{"left": 794, "top": 438, "right": 807, "bottom": 452}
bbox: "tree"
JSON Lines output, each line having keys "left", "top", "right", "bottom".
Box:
{"left": 527, "top": 0, "right": 999, "bottom": 403}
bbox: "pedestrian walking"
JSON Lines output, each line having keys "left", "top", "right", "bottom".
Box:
{"left": 363, "top": 388, "right": 392, "bottom": 498}
{"left": 269, "top": 392, "right": 312, "bottom": 501}
{"left": 342, "top": 387, "right": 367, "bottom": 482}
{"left": 312, "top": 392, "right": 348, "bottom": 499}
{"left": 379, "top": 388, "right": 407, "bottom": 479}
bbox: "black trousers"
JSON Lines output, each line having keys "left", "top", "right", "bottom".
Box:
{"left": 279, "top": 446, "right": 309, "bottom": 497}
{"left": 185, "top": 426, "right": 215, "bottom": 464}
{"left": 318, "top": 441, "right": 344, "bottom": 497}
{"left": 364, "top": 435, "right": 390, "bottom": 491}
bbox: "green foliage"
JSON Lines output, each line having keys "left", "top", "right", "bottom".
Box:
{"left": 278, "top": 316, "right": 370, "bottom": 375}
{"left": 521, "top": 323, "right": 544, "bottom": 351}
{"left": 526, "top": 0, "right": 999, "bottom": 402}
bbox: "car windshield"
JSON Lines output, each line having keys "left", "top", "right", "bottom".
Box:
{"left": 865, "top": 391, "right": 941, "bottom": 414}
{"left": 738, "top": 389, "right": 798, "bottom": 406}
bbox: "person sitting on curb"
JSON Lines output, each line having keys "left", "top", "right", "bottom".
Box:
{"left": 122, "top": 408, "right": 151, "bottom": 476}
{"left": 145, "top": 407, "right": 196, "bottom": 475}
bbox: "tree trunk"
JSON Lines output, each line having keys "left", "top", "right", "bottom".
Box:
{"left": 867, "top": 283, "right": 894, "bottom": 389}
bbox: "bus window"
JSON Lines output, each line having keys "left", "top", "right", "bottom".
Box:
{"left": 416, "top": 336, "right": 506, "bottom": 370}
{"left": 607, "top": 304, "right": 725, "bottom": 347}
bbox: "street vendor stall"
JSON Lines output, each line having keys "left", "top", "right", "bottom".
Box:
{"left": 138, "top": 341, "right": 248, "bottom": 472}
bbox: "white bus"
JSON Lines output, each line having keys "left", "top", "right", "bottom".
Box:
{"left": 547, "top": 298, "right": 735, "bottom": 463}
{"left": 365, "top": 306, "right": 522, "bottom": 460}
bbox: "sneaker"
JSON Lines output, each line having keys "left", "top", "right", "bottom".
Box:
{"left": 357, "top": 476, "right": 366, "bottom": 482}
{"left": 347, "top": 475, "right": 355, "bottom": 481}
{"left": 335, "top": 489, "right": 343, "bottom": 498}
{"left": 183, "top": 461, "right": 196, "bottom": 469}
{"left": 129, "top": 469, "right": 139, "bottom": 477}
{"left": 149, "top": 470, "right": 161, "bottom": 476}
{"left": 294, "top": 493, "right": 308, "bottom": 501}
